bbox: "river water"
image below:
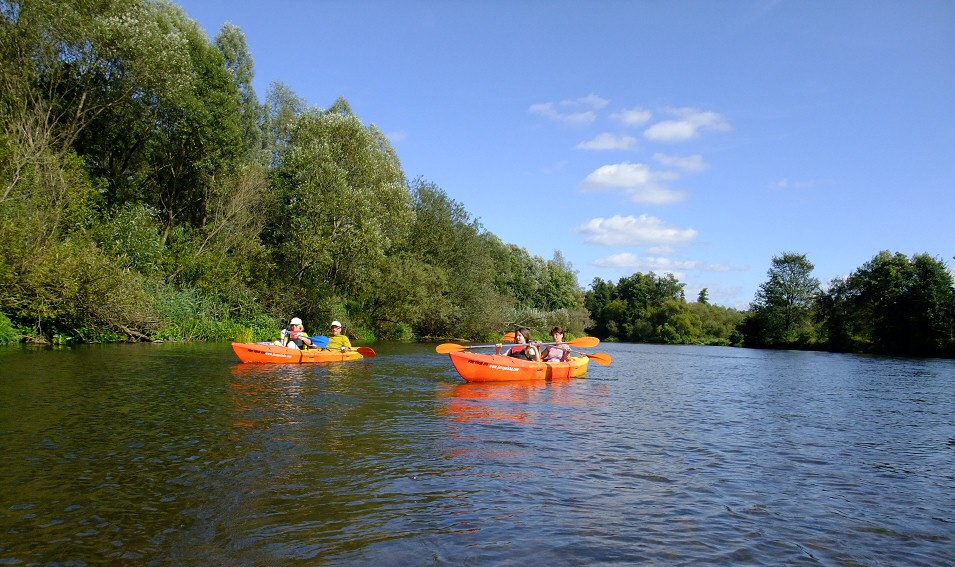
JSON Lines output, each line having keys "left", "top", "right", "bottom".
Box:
{"left": 0, "top": 342, "right": 953, "bottom": 565}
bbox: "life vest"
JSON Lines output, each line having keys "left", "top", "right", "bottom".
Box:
{"left": 507, "top": 344, "right": 538, "bottom": 361}
{"left": 286, "top": 329, "right": 309, "bottom": 349}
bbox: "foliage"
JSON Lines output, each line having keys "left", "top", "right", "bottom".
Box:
{"left": 272, "top": 107, "right": 412, "bottom": 308}
{"left": 0, "top": 311, "right": 20, "bottom": 345}
{"left": 816, "top": 251, "right": 954, "bottom": 356}
{"left": 741, "top": 252, "right": 821, "bottom": 348}
{"left": 1, "top": 2, "right": 951, "bottom": 358}
{"left": 584, "top": 272, "right": 741, "bottom": 345}
{"left": 739, "top": 250, "right": 955, "bottom": 357}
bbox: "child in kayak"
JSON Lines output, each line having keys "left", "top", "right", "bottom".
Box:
{"left": 541, "top": 326, "right": 571, "bottom": 362}
{"left": 495, "top": 326, "right": 541, "bottom": 362}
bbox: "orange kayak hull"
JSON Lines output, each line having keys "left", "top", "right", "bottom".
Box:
{"left": 231, "top": 342, "right": 364, "bottom": 364}
{"left": 448, "top": 351, "right": 589, "bottom": 382}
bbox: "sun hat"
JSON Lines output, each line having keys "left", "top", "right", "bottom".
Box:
{"left": 331, "top": 320, "right": 342, "bottom": 328}
{"left": 290, "top": 317, "right": 303, "bottom": 326}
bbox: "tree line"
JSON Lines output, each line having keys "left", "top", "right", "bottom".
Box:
{"left": 2, "top": 1, "right": 952, "bottom": 359}
{"left": 0, "top": 0, "right": 587, "bottom": 345}
{"left": 583, "top": 251, "right": 955, "bottom": 358}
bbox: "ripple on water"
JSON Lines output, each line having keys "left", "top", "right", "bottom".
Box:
{"left": 1, "top": 342, "right": 954, "bottom": 564}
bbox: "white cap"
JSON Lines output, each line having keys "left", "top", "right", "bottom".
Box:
{"left": 290, "top": 317, "right": 303, "bottom": 326}
{"left": 331, "top": 320, "right": 342, "bottom": 328}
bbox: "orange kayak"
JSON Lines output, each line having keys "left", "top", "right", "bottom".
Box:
{"left": 232, "top": 342, "right": 365, "bottom": 363}
{"left": 448, "top": 351, "right": 589, "bottom": 382}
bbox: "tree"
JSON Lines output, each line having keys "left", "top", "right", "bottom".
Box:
{"left": 697, "top": 288, "right": 709, "bottom": 304}
{"left": 823, "top": 251, "right": 955, "bottom": 356}
{"left": 272, "top": 103, "right": 412, "bottom": 321}
{"left": 215, "top": 22, "right": 264, "bottom": 163}
{"left": 746, "top": 252, "right": 820, "bottom": 347}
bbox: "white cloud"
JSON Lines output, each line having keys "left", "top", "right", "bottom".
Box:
{"left": 576, "top": 133, "right": 638, "bottom": 150}
{"left": 579, "top": 162, "right": 686, "bottom": 204}
{"left": 529, "top": 94, "right": 609, "bottom": 125}
{"left": 386, "top": 130, "right": 407, "bottom": 143}
{"left": 591, "top": 252, "right": 745, "bottom": 275}
{"left": 611, "top": 107, "right": 652, "bottom": 126}
{"left": 644, "top": 107, "right": 730, "bottom": 142}
{"left": 571, "top": 94, "right": 610, "bottom": 109}
{"left": 774, "top": 178, "right": 816, "bottom": 189}
{"left": 577, "top": 214, "right": 698, "bottom": 246}
{"left": 653, "top": 153, "right": 707, "bottom": 172}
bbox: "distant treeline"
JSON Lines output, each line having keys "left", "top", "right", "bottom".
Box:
{"left": 2, "top": 2, "right": 952, "bottom": 358}
{"left": 585, "top": 252, "right": 955, "bottom": 358}
{"left": 0, "top": 0, "right": 587, "bottom": 345}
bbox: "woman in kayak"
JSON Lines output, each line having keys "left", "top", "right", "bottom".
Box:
{"left": 496, "top": 326, "right": 541, "bottom": 362}
{"left": 284, "top": 317, "right": 315, "bottom": 349}
{"left": 541, "top": 326, "right": 571, "bottom": 362}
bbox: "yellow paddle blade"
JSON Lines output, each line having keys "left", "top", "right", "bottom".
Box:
{"left": 568, "top": 336, "right": 600, "bottom": 348}
{"left": 435, "top": 343, "right": 468, "bottom": 354}
{"left": 585, "top": 352, "right": 613, "bottom": 365}
{"left": 502, "top": 332, "right": 516, "bottom": 342}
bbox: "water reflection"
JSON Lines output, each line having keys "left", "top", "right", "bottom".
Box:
{"left": 0, "top": 342, "right": 953, "bottom": 565}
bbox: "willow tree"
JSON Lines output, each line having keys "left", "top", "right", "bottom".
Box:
{"left": 0, "top": 0, "right": 198, "bottom": 244}
{"left": 273, "top": 100, "right": 412, "bottom": 326}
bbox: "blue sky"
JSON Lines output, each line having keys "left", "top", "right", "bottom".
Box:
{"left": 176, "top": 0, "right": 955, "bottom": 309}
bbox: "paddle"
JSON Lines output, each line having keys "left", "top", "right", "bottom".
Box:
{"left": 435, "top": 336, "right": 599, "bottom": 354}
{"left": 572, "top": 350, "right": 613, "bottom": 366}
{"left": 355, "top": 346, "right": 377, "bottom": 358}
{"left": 502, "top": 332, "right": 599, "bottom": 348}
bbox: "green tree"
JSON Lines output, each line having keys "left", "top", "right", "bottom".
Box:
{"left": 822, "top": 251, "right": 955, "bottom": 356}
{"left": 215, "top": 22, "right": 264, "bottom": 163}
{"left": 745, "top": 252, "right": 820, "bottom": 347}
{"left": 272, "top": 102, "right": 412, "bottom": 323}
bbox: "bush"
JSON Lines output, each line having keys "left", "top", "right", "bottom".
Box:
{"left": 0, "top": 312, "right": 20, "bottom": 345}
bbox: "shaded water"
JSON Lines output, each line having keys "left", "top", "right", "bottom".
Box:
{"left": 1, "top": 342, "right": 953, "bottom": 565}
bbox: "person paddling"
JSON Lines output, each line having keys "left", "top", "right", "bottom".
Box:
{"left": 541, "top": 326, "right": 571, "bottom": 362}
{"left": 325, "top": 320, "right": 352, "bottom": 351}
{"left": 283, "top": 317, "right": 314, "bottom": 349}
{"left": 495, "top": 326, "right": 541, "bottom": 362}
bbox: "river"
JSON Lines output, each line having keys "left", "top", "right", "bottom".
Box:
{"left": 1, "top": 341, "right": 953, "bottom": 565}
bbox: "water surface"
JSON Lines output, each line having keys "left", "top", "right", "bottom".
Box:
{"left": 1, "top": 342, "right": 953, "bottom": 565}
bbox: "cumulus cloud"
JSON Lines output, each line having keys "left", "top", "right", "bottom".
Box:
{"left": 576, "top": 133, "right": 638, "bottom": 150}
{"left": 577, "top": 214, "right": 698, "bottom": 246}
{"left": 644, "top": 107, "right": 730, "bottom": 142}
{"left": 611, "top": 107, "right": 653, "bottom": 126}
{"left": 529, "top": 94, "right": 609, "bottom": 125}
{"left": 579, "top": 162, "right": 686, "bottom": 204}
{"left": 653, "top": 153, "right": 707, "bottom": 172}
{"left": 591, "top": 253, "right": 742, "bottom": 274}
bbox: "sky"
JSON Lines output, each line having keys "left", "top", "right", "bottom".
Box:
{"left": 175, "top": 0, "right": 955, "bottom": 309}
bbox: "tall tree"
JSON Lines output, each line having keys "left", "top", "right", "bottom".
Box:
{"left": 273, "top": 102, "right": 412, "bottom": 320}
{"left": 746, "top": 252, "right": 820, "bottom": 347}
{"left": 215, "top": 22, "right": 264, "bottom": 163}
